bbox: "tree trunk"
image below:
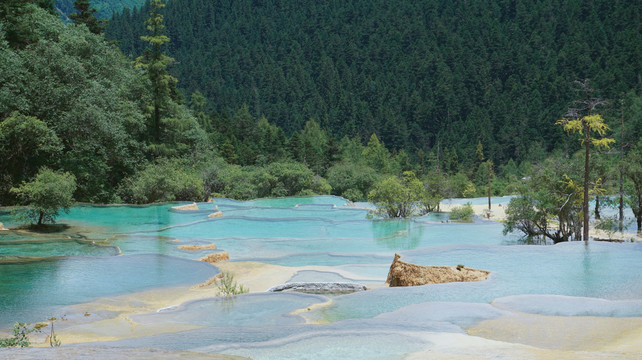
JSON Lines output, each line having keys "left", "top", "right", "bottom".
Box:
{"left": 619, "top": 103, "right": 625, "bottom": 232}
{"left": 583, "top": 125, "right": 590, "bottom": 242}
{"left": 595, "top": 195, "right": 600, "bottom": 220}
{"left": 38, "top": 211, "right": 44, "bottom": 226}
{"left": 619, "top": 171, "right": 624, "bottom": 232}
{"left": 487, "top": 163, "right": 491, "bottom": 214}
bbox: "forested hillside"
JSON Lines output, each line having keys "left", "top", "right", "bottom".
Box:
{"left": 0, "top": 2, "right": 206, "bottom": 204}
{"left": 55, "top": 0, "right": 145, "bottom": 19}
{"left": 106, "top": 0, "right": 641, "bottom": 165}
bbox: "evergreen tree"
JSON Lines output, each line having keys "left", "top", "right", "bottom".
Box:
{"left": 0, "top": 0, "right": 35, "bottom": 48}
{"left": 135, "top": 0, "right": 177, "bottom": 143}
{"left": 556, "top": 80, "right": 615, "bottom": 242}
{"left": 69, "top": 0, "right": 106, "bottom": 35}
{"left": 35, "top": 0, "right": 55, "bottom": 15}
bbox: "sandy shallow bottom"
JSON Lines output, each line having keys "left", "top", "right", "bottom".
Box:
{"left": 1, "top": 260, "right": 634, "bottom": 360}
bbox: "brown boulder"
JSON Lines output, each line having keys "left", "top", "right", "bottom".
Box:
{"left": 386, "top": 253, "right": 489, "bottom": 287}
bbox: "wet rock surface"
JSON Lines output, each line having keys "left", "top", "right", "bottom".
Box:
{"left": 268, "top": 282, "right": 367, "bottom": 294}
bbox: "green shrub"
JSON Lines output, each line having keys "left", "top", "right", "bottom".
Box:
{"left": 342, "top": 188, "right": 364, "bottom": 202}
{"left": 203, "top": 160, "right": 327, "bottom": 200}
{"left": 449, "top": 203, "right": 475, "bottom": 221}
{"left": 11, "top": 167, "right": 76, "bottom": 226}
{"left": 118, "top": 159, "right": 204, "bottom": 204}
{"left": 0, "top": 322, "right": 42, "bottom": 348}
{"left": 216, "top": 271, "right": 249, "bottom": 297}
{"left": 368, "top": 171, "right": 425, "bottom": 218}
{"left": 326, "top": 162, "right": 379, "bottom": 199}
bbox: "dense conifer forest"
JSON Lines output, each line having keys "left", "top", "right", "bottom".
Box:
{"left": 106, "top": 0, "right": 641, "bottom": 165}
{"left": 55, "top": 0, "right": 145, "bottom": 19}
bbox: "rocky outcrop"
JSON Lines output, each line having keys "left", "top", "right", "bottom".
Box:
{"left": 199, "top": 251, "right": 229, "bottom": 263}
{"left": 0, "top": 222, "right": 8, "bottom": 231}
{"left": 178, "top": 243, "right": 218, "bottom": 251}
{"left": 171, "top": 203, "right": 199, "bottom": 211}
{"left": 208, "top": 211, "right": 223, "bottom": 218}
{"left": 386, "top": 253, "right": 489, "bottom": 287}
{"left": 268, "top": 282, "right": 367, "bottom": 294}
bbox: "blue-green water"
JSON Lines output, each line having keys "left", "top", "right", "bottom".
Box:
{"left": 0, "top": 255, "right": 218, "bottom": 326}
{"left": 1, "top": 196, "right": 641, "bottom": 359}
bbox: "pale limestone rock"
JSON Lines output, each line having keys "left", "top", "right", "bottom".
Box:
{"left": 208, "top": 211, "right": 223, "bottom": 218}
{"left": 171, "top": 203, "right": 199, "bottom": 211}
{"left": 178, "top": 243, "right": 218, "bottom": 251}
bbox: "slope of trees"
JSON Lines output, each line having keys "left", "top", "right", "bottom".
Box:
{"left": 55, "top": 0, "right": 145, "bottom": 19}
{"left": 106, "top": 0, "right": 641, "bottom": 168}
{"left": 0, "top": 4, "right": 205, "bottom": 204}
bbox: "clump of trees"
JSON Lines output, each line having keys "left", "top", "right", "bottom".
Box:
{"left": 503, "top": 155, "right": 585, "bottom": 243}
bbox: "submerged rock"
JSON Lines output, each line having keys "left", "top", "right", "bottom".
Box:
{"left": 386, "top": 253, "right": 489, "bottom": 287}
{"left": 199, "top": 251, "right": 230, "bottom": 263}
{"left": 171, "top": 203, "right": 199, "bottom": 211}
{"left": 267, "top": 282, "right": 367, "bottom": 294}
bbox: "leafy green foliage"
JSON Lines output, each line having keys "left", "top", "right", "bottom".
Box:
{"left": 0, "top": 6, "right": 149, "bottom": 203}
{"left": 326, "top": 162, "right": 380, "bottom": 201}
{"left": 0, "top": 112, "right": 63, "bottom": 203}
{"left": 11, "top": 167, "right": 77, "bottom": 226}
{"left": 118, "top": 159, "right": 204, "bottom": 204}
{"left": 368, "top": 171, "right": 426, "bottom": 218}
{"left": 449, "top": 203, "right": 474, "bottom": 222}
{"left": 215, "top": 271, "right": 248, "bottom": 298}
{"left": 503, "top": 156, "right": 584, "bottom": 243}
{"left": 557, "top": 80, "right": 615, "bottom": 241}
{"left": 203, "top": 160, "right": 329, "bottom": 200}
{"left": 0, "top": 322, "right": 42, "bottom": 348}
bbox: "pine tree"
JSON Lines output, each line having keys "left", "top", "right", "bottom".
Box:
{"left": 69, "top": 0, "right": 106, "bottom": 35}
{"left": 135, "top": 0, "right": 177, "bottom": 143}
{"left": 556, "top": 80, "right": 615, "bottom": 242}
{"left": 0, "top": 0, "right": 35, "bottom": 48}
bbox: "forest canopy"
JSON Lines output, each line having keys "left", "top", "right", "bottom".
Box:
{"left": 106, "top": 0, "right": 641, "bottom": 166}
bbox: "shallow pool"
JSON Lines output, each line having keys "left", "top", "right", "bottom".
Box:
{"left": 0, "top": 196, "right": 640, "bottom": 359}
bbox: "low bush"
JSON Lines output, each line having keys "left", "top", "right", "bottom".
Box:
{"left": 118, "top": 158, "right": 204, "bottom": 204}
{"left": 449, "top": 203, "right": 475, "bottom": 221}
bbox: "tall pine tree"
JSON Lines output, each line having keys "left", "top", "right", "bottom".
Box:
{"left": 69, "top": 0, "right": 105, "bottom": 35}
{"left": 135, "top": 0, "right": 177, "bottom": 143}
{"left": 0, "top": 0, "right": 35, "bottom": 48}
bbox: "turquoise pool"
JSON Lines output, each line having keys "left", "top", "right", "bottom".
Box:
{"left": 1, "top": 196, "right": 640, "bottom": 359}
